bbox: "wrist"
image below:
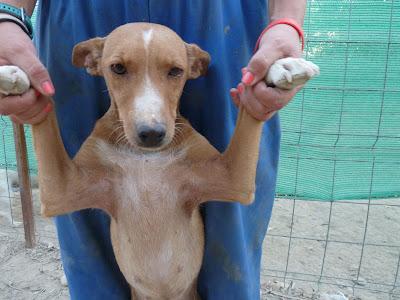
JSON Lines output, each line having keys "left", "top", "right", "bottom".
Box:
{"left": 0, "top": 12, "right": 30, "bottom": 36}
{"left": 0, "top": 3, "right": 33, "bottom": 38}
{"left": 269, "top": 15, "right": 303, "bottom": 26}
{"left": 0, "top": 17, "right": 29, "bottom": 35}
{"left": 259, "top": 24, "right": 301, "bottom": 48}
{"left": 254, "top": 18, "right": 304, "bottom": 52}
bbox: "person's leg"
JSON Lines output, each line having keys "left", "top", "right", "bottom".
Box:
{"left": 55, "top": 211, "right": 130, "bottom": 299}
{"left": 197, "top": 123, "right": 281, "bottom": 299}
{"left": 35, "top": 2, "right": 151, "bottom": 298}
{"left": 150, "top": 2, "right": 278, "bottom": 298}
{"left": 36, "top": 0, "right": 276, "bottom": 298}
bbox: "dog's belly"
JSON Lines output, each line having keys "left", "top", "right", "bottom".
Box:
{"left": 102, "top": 146, "right": 204, "bottom": 298}
{"left": 111, "top": 208, "right": 203, "bottom": 299}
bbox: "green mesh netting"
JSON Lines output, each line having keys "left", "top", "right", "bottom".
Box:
{"left": 0, "top": 1, "right": 399, "bottom": 201}
{"left": 277, "top": 0, "right": 400, "bottom": 200}
{"left": 0, "top": 119, "right": 36, "bottom": 171}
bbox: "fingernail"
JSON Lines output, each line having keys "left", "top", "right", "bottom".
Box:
{"left": 241, "top": 67, "right": 247, "bottom": 76}
{"left": 43, "top": 103, "right": 53, "bottom": 113}
{"left": 230, "top": 90, "right": 238, "bottom": 98}
{"left": 35, "top": 90, "right": 41, "bottom": 97}
{"left": 237, "top": 84, "right": 244, "bottom": 94}
{"left": 41, "top": 81, "right": 55, "bottom": 95}
{"left": 241, "top": 71, "right": 255, "bottom": 85}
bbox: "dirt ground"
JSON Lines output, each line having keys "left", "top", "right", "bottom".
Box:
{"left": 262, "top": 198, "right": 400, "bottom": 300}
{"left": 1, "top": 169, "right": 399, "bottom": 300}
{"left": 0, "top": 170, "right": 68, "bottom": 300}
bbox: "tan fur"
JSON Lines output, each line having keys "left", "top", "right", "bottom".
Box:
{"left": 28, "top": 23, "right": 261, "bottom": 299}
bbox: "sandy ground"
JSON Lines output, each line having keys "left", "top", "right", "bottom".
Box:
{"left": 261, "top": 198, "right": 400, "bottom": 300}
{"left": 0, "top": 169, "right": 68, "bottom": 300}
{"left": 1, "top": 169, "right": 399, "bottom": 300}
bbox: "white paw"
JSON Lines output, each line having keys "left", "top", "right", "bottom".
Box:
{"left": 0, "top": 66, "right": 30, "bottom": 96}
{"left": 266, "top": 58, "right": 320, "bottom": 90}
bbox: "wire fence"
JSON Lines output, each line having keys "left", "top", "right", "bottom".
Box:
{"left": 261, "top": 1, "right": 400, "bottom": 299}
{"left": 262, "top": 198, "right": 400, "bottom": 299}
{"left": 0, "top": 117, "right": 18, "bottom": 226}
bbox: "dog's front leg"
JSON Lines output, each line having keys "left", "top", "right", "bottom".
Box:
{"left": 197, "top": 58, "right": 319, "bottom": 205}
{"left": 32, "top": 111, "right": 114, "bottom": 217}
{"left": 195, "top": 106, "right": 263, "bottom": 205}
{"left": 0, "top": 66, "right": 114, "bottom": 217}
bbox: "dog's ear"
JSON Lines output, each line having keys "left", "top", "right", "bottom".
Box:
{"left": 72, "top": 37, "right": 105, "bottom": 76}
{"left": 185, "top": 43, "right": 210, "bottom": 79}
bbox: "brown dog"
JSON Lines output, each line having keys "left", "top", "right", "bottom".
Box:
{"left": 0, "top": 23, "right": 319, "bottom": 299}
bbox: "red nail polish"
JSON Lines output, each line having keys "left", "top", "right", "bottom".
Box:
{"left": 241, "top": 72, "right": 255, "bottom": 85}
{"left": 43, "top": 103, "right": 53, "bottom": 113}
{"left": 237, "top": 84, "right": 244, "bottom": 94}
{"left": 41, "top": 81, "right": 55, "bottom": 95}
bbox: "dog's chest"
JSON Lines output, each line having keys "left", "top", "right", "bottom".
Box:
{"left": 117, "top": 153, "right": 183, "bottom": 210}
{"left": 96, "top": 140, "right": 190, "bottom": 209}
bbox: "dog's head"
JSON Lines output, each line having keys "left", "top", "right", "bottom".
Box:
{"left": 72, "top": 23, "right": 210, "bottom": 150}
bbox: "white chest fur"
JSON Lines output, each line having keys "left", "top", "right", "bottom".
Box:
{"left": 95, "top": 139, "right": 187, "bottom": 211}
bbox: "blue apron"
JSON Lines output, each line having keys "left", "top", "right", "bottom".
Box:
{"left": 36, "top": 1, "right": 280, "bottom": 299}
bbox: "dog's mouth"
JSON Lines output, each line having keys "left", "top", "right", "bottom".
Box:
{"left": 135, "top": 138, "right": 171, "bottom": 151}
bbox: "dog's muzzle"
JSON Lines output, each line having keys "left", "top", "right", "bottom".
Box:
{"left": 137, "top": 123, "right": 166, "bottom": 148}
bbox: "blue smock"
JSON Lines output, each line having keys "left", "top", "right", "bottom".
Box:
{"left": 35, "top": 1, "right": 280, "bottom": 299}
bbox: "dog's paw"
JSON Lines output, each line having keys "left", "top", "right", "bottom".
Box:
{"left": 0, "top": 66, "right": 30, "bottom": 96}
{"left": 266, "top": 58, "right": 320, "bottom": 90}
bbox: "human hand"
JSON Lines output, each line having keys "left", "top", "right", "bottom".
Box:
{"left": 0, "top": 22, "right": 54, "bottom": 124}
{"left": 230, "top": 24, "right": 303, "bottom": 121}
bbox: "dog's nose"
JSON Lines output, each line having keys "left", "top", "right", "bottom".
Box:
{"left": 137, "top": 124, "right": 166, "bottom": 148}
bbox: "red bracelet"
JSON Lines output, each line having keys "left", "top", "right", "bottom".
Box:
{"left": 254, "top": 18, "right": 305, "bottom": 52}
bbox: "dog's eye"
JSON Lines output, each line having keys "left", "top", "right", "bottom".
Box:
{"left": 110, "top": 63, "right": 127, "bottom": 75}
{"left": 168, "top": 67, "right": 183, "bottom": 78}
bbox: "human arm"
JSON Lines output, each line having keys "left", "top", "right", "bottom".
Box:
{"left": 269, "top": 0, "right": 306, "bottom": 24}
{"left": 231, "top": 0, "right": 307, "bottom": 121}
{"left": 0, "top": 0, "right": 54, "bottom": 124}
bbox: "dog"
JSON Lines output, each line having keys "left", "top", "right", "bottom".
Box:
{"left": 0, "top": 23, "right": 319, "bottom": 299}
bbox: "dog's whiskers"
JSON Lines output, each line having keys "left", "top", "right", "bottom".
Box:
{"left": 171, "top": 126, "right": 185, "bottom": 147}
{"left": 115, "top": 130, "right": 128, "bottom": 145}
{"left": 108, "top": 119, "right": 125, "bottom": 142}
{"left": 109, "top": 125, "right": 123, "bottom": 139}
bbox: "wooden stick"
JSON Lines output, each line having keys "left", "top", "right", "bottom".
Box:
{"left": 12, "top": 122, "right": 35, "bottom": 248}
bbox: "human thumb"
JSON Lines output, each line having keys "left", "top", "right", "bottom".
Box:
{"left": 241, "top": 49, "right": 275, "bottom": 87}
